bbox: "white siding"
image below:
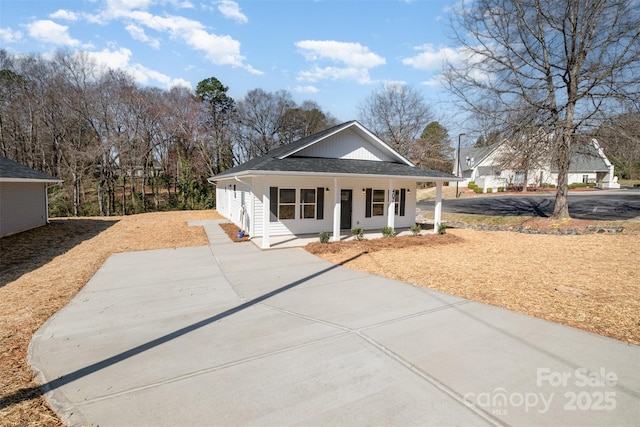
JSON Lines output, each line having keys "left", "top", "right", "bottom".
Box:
{"left": 249, "top": 176, "right": 417, "bottom": 238}
{"left": 0, "top": 182, "right": 48, "bottom": 237}
{"left": 295, "top": 128, "right": 395, "bottom": 162}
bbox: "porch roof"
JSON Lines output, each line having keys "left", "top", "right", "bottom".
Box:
{"left": 212, "top": 157, "right": 459, "bottom": 182}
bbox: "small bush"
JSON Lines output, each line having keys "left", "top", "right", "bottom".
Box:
{"left": 486, "top": 188, "right": 493, "bottom": 193}
{"left": 473, "top": 187, "right": 483, "bottom": 193}
{"left": 468, "top": 181, "right": 476, "bottom": 188}
{"left": 438, "top": 223, "right": 447, "bottom": 234}
{"left": 319, "top": 231, "right": 331, "bottom": 243}
{"left": 351, "top": 227, "right": 364, "bottom": 241}
{"left": 381, "top": 226, "right": 396, "bottom": 238}
{"left": 410, "top": 223, "right": 421, "bottom": 236}
{"left": 497, "top": 187, "right": 505, "bottom": 192}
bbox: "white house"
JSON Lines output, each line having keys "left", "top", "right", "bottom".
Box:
{"left": 210, "top": 121, "right": 460, "bottom": 248}
{"left": 452, "top": 138, "right": 620, "bottom": 192}
{"left": 0, "top": 157, "right": 62, "bottom": 237}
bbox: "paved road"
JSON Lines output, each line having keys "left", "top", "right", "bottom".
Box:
{"left": 27, "top": 220, "right": 640, "bottom": 426}
{"left": 419, "top": 189, "right": 640, "bottom": 220}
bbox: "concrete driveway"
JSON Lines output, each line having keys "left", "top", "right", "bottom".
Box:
{"left": 29, "top": 220, "right": 640, "bottom": 426}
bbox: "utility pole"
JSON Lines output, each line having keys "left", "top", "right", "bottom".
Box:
{"left": 456, "top": 133, "right": 465, "bottom": 198}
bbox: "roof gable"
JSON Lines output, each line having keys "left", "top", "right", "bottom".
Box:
{"left": 212, "top": 120, "right": 439, "bottom": 180}
{"left": 281, "top": 121, "right": 409, "bottom": 164}
{"left": 0, "top": 157, "right": 61, "bottom": 182}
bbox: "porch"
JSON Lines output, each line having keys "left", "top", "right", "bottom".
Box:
{"left": 249, "top": 226, "right": 437, "bottom": 250}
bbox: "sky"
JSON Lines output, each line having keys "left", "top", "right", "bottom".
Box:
{"left": 0, "top": 0, "right": 466, "bottom": 129}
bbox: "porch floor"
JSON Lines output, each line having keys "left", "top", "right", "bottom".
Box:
{"left": 250, "top": 227, "right": 436, "bottom": 250}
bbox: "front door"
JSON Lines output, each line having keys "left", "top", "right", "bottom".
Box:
{"left": 340, "top": 189, "right": 352, "bottom": 229}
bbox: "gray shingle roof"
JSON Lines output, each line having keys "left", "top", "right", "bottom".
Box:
{"left": 212, "top": 121, "right": 457, "bottom": 181}
{"left": 459, "top": 144, "right": 500, "bottom": 172}
{"left": 568, "top": 143, "right": 609, "bottom": 172}
{"left": 0, "top": 157, "right": 61, "bottom": 181}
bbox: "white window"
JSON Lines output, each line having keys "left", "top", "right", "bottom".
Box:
{"left": 279, "top": 189, "right": 296, "bottom": 219}
{"left": 300, "top": 189, "right": 316, "bottom": 219}
{"left": 372, "top": 189, "right": 385, "bottom": 216}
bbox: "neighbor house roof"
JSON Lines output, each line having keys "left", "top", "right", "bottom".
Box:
{"left": 211, "top": 121, "right": 459, "bottom": 182}
{"left": 0, "top": 157, "right": 62, "bottom": 183}
{"left": 565, "top": 142, "right": 609, "bottom": 172}
{"left": 459, "top": 144, "right": 501, "bottom": 172}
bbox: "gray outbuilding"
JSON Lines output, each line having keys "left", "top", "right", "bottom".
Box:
{"left": 0, "top": 157, "right": 62, "bottom": 237}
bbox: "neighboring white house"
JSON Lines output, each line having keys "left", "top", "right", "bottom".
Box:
{"left": 210, "top": 121, "right": 460, "bottom": 248}
{"left": 0, "top": 157, "right": 62, "bottom": 237}
{"left": 451, "top": 138, "right": 620, "bottom": 192}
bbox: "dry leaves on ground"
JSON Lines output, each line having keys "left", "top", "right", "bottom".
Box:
{"left": 0, "top": 210, "right": 221, "bottom": 427}
{"left": 309, "top": 227, "right": 640, "bottom": 346}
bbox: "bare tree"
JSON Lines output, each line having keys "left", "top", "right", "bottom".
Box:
{"left": 445, "top": 0, "right": 640, "bottom": 218}
{"left": 357, "top": 83, "right": 433, "bottom": 157}
{"left": 593, "top": 104, "right": 640, "bottom": 180}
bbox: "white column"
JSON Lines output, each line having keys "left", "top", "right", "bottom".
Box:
{"left": 262, "top": 186, "right": 270, "bottom": 249}
{"left": 332, "top": 179, "right": 340, "bottom": 241}
{"left": 434, "top": 181, "right": 443, "bottom": 233}
{"left": 387, "top": 181, "right": 395, "bottom": 229}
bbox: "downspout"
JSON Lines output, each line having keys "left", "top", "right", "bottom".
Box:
{"left": 234, "top": 176, "right": 251, "bottom": 237}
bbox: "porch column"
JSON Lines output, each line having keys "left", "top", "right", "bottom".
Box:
{"left": 262, "top": 186, "right": 270, "bottom": 249}
{"left": 434, "top": 181, "right": 443, "bottom": 233}
{"left": 332, "top": 178, "right": 340, "bottom": 241}
{"left": 387, "top": 181, "right": 395, "bottom": 229}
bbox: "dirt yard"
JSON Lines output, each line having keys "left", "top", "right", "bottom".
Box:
{"left": 0, "top": 211, "right": 221, "bottom": 426}
{"left": 307, "top": 223, "right": 640, "bottom": 346}
{"left": 1, "top": 210, "right": 638, "bottom": 426}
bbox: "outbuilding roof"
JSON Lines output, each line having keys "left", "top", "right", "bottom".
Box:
{"left": 0, "top": 157, "right": 62, "bottom": 182}
{"left": 211, "top": 121, "right": 459, "bottom": 182}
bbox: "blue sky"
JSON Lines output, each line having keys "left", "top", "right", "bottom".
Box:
{"left": 0, "top": 0, "right": 465, "bottom": 126}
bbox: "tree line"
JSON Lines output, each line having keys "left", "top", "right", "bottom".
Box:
{"left": 0, "top": 49, "right": 455, "bottom": 217}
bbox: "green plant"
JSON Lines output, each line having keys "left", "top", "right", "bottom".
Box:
{"left": 351, "top": 227, "right": 364, "bottom": 241}
{"left": 473, "top": 187, "right": 483, "bottom": 193}
{"left": 381, "top": 226, "right": 396, "bottom": 238}
{"left": 497, "top": 187, "right": 505, "bottom": 192}
{"left": 468, "top": 181, "right": 476, "bottom": 188}
{"left": 319, "top": 231, "right": 331, "bottom": 243}
{"left": 410, "top": 223, "right": 421, "bottom": 236}
{"left": 438, "top": 222, "right": 447, "bottom": 234}
{"left": 486, "top": 188, "right": 493, "bottom": 193}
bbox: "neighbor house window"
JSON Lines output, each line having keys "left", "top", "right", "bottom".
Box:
{"left": 582, "top": 175, "right": 589, "bottom": 183}
{"left": 300, "top": 189, "right": 316, "bottom": 219}
{"left": 365, "top": 188, "right": 385, "bottom": 217}
{"left": 279, "top": 188, "right": 296, "bottom": 219}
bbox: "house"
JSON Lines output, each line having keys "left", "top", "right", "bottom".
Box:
{"left": 0, "top": 157, "right": 62, "bottom": 237}
{"left": 210, "top": 121, "right": 460, "bottom": 248}
{"left": 452, "top": 138, "right": 620, "bottom": 192}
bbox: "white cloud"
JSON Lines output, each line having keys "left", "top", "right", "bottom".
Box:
{"left": 296, "top": 40, "right": 385, "bottom": 84}
{"left": 125, "top": 24, "right": 161, "bottom": 48}
{"left": 402, "top": 44, "right": 457, "bottom": 71}
{"left": 26, "top": 20, "right": 84, "bottom": 47}
{"left": 297, "top": 40, "right": 385, "bottom": 69}
{"left": 99, "top": 4, "right": 259, "bottom": 73}
{"left": 294, "top": 85, "right": 318, "bottom": 94}
{"left": 0, "top": 27, "right": 23, "bottom": 43}
{"left": 217, "top": 0, "right": 248, "bottom": 23}
{"left": 86, "top": 47, "right": 192, "bottom": 90}
{"left": 49, "top": 9, "right": 79, "bottom": 21}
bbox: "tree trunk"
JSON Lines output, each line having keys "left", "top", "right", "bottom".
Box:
{"left": 553, "top": 133, "right": 571, "bottom": 218}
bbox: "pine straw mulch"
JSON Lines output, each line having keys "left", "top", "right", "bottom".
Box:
{"left": 306, "top": 219, "right": 640, "bottom": 347}
{"left": 219, "top": 222, "right": 251, "bottom": 242}
{"left": 0, "top": 210, "right": 221, "bottom": 427}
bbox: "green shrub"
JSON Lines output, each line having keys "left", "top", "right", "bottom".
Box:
{"left": 468, "top": 181, "right": 476, "bottom": 188}
{"left": 410, "top": 223, "right": 421, "bottom": 236}
{"left": 438, "top": 223, "right": 447, "bottom": 234}
{"left": 351, "top": 227, "right": 364, "bottom": 241}
{"left": 473, "top": 187, "right": 483, "bottom": 193}
{"left": 497, "top": 187, "right": 505, "bottom": 192}
{"left": 486, "top": 188, "right": 493, "bottom": 193}
{"left": 319, "top": 231, "right": 331, "bottom": 243}
{"left": 381, "top": 226, "right": 396, "bottom": 238}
